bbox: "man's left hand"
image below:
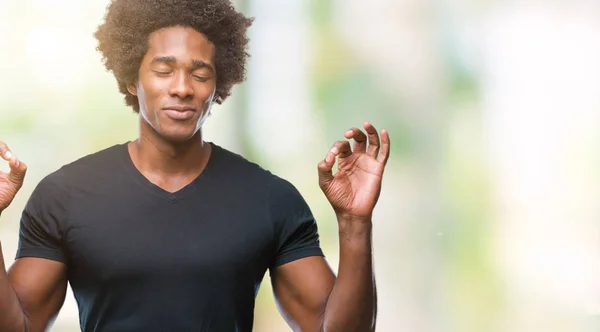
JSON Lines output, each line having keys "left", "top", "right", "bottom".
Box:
{"left": 318, "top": 122, "right": 391, "bottom": 222}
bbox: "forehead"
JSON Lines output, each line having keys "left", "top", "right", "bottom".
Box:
{"left": 146, "top": 26, "right": 215, "bottom": 64}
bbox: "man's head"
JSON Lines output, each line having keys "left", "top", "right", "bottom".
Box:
{"left": 94, "top": 0, "right": 252, "bottom": 142}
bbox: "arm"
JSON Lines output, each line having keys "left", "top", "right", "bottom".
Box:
{"left": 323, "top": 216, "right": 376, "bottom": 331}
{"left": 272, "top": 220, "right": 376, "bottom": 332}
{"left": 1, "top": 254, "right": 68, "bottom": 332}
{"left": 271, "top": 257, "right": 335, "bottom": 331}
{"left": 272, "top": 229, "right": 375, "bottom": 332}
{"left": 273, "top": 122, "right": 390, "bottom": 331}
{"left": 0, "top": 142, "right": 69, "bottom": 332}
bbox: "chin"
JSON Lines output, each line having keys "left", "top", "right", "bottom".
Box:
{"left": 158, "top": 126, "right": 200, "bottom": 144}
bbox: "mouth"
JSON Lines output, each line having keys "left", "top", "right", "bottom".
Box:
{"left": 162, "top": 106, "right": 196, "bottom": 121}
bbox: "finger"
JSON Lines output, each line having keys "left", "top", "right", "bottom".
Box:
{"left": 377, "top": 129, "right": 391, "bottom": 165}
{"left": 317, "top": 159, "right": 334, "bottom": 189}
{"left": 0, "top": 141, "right": 12, "bottom": 161}
{"left": 8, "top": 155, "right": 27, "bottom": 186}
{"left": 320, "top": 140, "right": 352, "bottom": 188}
{"left": 328, "top": 140, "right": 352, "bottom": 161}
{"left": 344, "top": 127, "right": 367, "bottom": 153}
{"left": 363, "top": 122, "right": 381, "bottom": 157}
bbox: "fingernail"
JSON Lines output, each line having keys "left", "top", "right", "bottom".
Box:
{"left": 15, "top": 159, "right": 19, "bottom": 166}
{"left": 5, "top": 151, "right": 12, "bottom": 159}
{"left": 346, "top": 130, "right": 353, "bottom": 135}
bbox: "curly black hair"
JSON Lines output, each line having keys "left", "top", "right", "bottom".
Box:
{"left": 94, "top": 0, "right": 253, "bottom": 112}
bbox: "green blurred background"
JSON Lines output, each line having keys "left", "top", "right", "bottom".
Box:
{"left": 1, "top": 0, "right": 600, "bottom": 331}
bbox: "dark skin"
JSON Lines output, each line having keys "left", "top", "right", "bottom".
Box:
{"left": 125, "top": 26, "right": 216, "bottom": 192}
{"left": 0, "top": 26, "right": 390, "bottom": 332}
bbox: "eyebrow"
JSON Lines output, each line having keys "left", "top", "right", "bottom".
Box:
{"left": 150, "top": 56, "right": 214, "bottom": 73}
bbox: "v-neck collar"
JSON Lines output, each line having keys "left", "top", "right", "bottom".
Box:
{"left": 119, "top": 141, "right": 218, "bottom": 203}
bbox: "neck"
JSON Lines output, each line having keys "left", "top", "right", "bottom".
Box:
{"left": 129, "top": 118, "right": 210, "bottom": 177}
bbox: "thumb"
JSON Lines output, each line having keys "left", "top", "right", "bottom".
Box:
{"left": 317, "top": 157, "right": 334, "bottom": 190}
{"left": 8, "top": 156, "right": 27, "bottom": 187}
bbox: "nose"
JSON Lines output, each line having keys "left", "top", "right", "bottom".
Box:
{"left": 169, "top": 71, "right": 194, "bottom": 99}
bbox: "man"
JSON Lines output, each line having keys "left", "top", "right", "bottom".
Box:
{"left": 0, "top": 0, "right": 390, "bottom": 331}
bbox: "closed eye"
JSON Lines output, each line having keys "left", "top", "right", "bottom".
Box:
{"left": 153, "top": 70, "right": 172, "bottom": 76}
{"left": 192, "top": 75, "right": 210, "bottom": 82}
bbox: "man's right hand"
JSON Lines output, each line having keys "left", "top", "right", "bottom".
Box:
{"left": 0, "top": 141, "right": 67, "bottom": 332}
{"left": 0, "top": 141, "right": 27, "bottom": 212}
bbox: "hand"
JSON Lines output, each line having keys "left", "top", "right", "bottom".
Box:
{"left": 0, "top": 142, "right": 27, "bottom": 212}
{"left": 318, "top": 122, "right": 390, "bottom": 221}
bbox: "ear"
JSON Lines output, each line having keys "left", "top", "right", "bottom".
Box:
{"left": 127, "top": 82, "right": 138, "bottom": 96}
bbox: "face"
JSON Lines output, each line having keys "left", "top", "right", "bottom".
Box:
{"left": 128, "top": 26, "right": 217, "bottom": 143}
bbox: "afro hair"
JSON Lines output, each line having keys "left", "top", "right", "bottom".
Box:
{"left": 94, "top": 0, "right": 253, "bottom": 112}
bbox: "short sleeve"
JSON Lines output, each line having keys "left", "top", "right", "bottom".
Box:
{"left": 15, "top": 170, "right": 69, "bottom": 263}
{"left": 269, "top": 175, "right": 324, "bottom": 269}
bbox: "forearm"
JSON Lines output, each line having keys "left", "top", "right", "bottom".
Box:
{"left": 322, "top": 216, "right": 376, "bottom": 332}
{"left": 0, "top": 239, "right": 28, "bottom": 332}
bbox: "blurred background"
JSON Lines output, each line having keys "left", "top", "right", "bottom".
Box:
{"left": 1, "top": 0, "right": 600, "bottom": 331}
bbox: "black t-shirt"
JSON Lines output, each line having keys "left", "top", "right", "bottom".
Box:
{"left": 15, "top": 142, "right": 324, "bottom": 332}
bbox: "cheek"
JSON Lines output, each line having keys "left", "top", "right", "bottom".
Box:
{"left": 139, "top": 83, "right": 167, "bottom": 108}
{"left": 198, "top": 84, "right": 216, "bottom": 103}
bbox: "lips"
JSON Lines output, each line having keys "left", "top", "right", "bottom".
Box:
{"left": 163, "top": 106, "right": 196, "bottom": 121}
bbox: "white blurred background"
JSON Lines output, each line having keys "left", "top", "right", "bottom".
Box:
{"left": 1, "top": 0, "right": 599, "bottom": 331}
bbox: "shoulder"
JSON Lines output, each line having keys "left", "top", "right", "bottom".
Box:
{"left": 211, "top": 143, "right": 300, "bottom": 189}
{"left": 210, "top": 143, "right": 269, "bottom": 175}
{"left": 210, "top": 143, "right": 307, "bottom": 204}
{"left": 268, "top": 173, "right": 303, "bottom": 201}
{"left": 58, "top": 143, "right": 126, "bottom": 176}
{"left": 209, "top": 143, "right": 278, "bottom": 185}
{"left": 31, "top": 143, "right": 126, "bottom": 197}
